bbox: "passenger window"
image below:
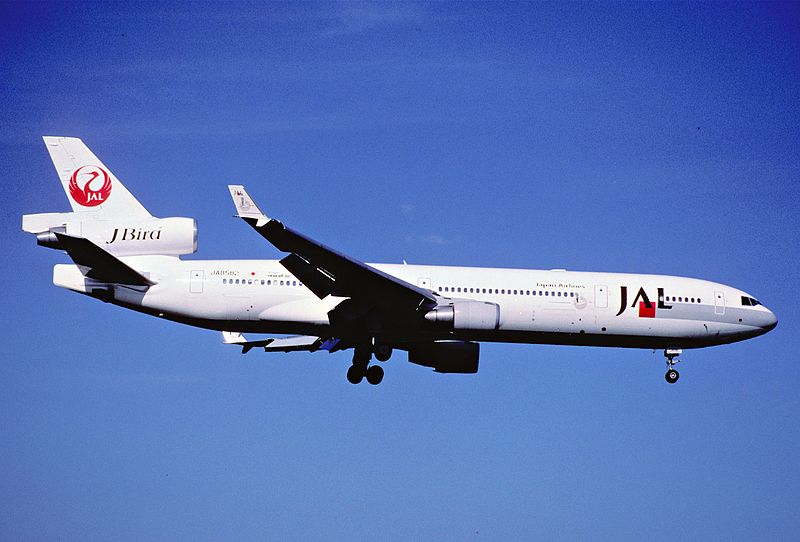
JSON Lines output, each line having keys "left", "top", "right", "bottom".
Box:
{"left": 545, "top": 291, "right": 549, "bottom": 296}
{"left": 691, "top": 298, "right": 695, "bottom": 303}
{"left": 261, "top": 280, "right": 265, "bottom": 285}
{"left": 482, "top": 288, "right": 487, "bottom": 294}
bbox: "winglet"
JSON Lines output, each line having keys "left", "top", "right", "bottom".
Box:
{"left": 222, "top": 331, "right": 247, "bottom": 345}
{"left": 228, "top": 185, "right": 270, "bottom": 225}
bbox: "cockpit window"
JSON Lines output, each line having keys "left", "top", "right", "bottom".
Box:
{"left": 741, "top": 296, "right": 761, "bottom": 306}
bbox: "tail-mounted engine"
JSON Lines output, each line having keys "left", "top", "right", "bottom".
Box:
{"left": 23, "top": 213, "right": 197, "bottom": 257}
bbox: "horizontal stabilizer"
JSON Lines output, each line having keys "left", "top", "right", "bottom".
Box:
{"left": 55, "top": 233, "right": 154, "bottom": 286}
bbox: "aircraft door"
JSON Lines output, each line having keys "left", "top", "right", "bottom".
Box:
{"left": 595, "top": 285, "right": 608, "bottom": 309}
{"left": 714, "top": 291, "right": 725, "bottom": 315}
{"left": 190, "top": 270, "right": 204, "bottom": 293}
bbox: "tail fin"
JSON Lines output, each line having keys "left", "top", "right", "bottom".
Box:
{"left": 43, "top": 136, "right": 151, "bottom": 218}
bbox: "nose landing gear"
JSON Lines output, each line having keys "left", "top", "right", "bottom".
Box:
{"left": 664, "top": 348, "right": 682, "bottom": 384}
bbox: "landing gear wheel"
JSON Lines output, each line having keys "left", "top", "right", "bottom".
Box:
{"left": 374, "top": 344, "right": 392, "bottom": 362}
{"left": 366, "top": 365, "right": 384, "bottom": 385}
{"left": 663, "top": 349, "right": 682, "bottom": 384}
{"left": 347, "top": 365, "right": 364, "bottom": 385}
{"left": 665, "top": 369, "right": 680, "bottom": 384}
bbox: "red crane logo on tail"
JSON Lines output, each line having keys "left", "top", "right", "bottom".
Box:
{"left": 68, "top": 165, "right": 112, "bottom": 207}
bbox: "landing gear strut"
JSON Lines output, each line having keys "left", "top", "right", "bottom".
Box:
{"left": 347, "top": 347, "right": 384, "bottom": 385}
{"left": 664, "top": 348, "right": 682, "bottom": 384}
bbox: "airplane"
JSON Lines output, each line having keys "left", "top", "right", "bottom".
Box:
{"left": 22, "top": 137, "right": 777, "bottom": 385}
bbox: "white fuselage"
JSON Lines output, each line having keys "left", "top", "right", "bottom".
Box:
{"left": 53, "top": 258, "right": 777, "bottom": 350}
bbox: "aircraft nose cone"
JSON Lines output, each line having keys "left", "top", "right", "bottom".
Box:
{"left": 763, "top": 309, "right": 778, "bottom": 332}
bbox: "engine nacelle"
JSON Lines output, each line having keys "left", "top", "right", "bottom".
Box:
{"left": 424, "top": 300, "right": 499, "bottom": 330}
{"left": 408, "top": 341, "right": 479, "bottom": 373}
{"left": 24, "top": 213, "right": 197, "bottom": 256}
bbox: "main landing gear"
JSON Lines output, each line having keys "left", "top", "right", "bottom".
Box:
{"left": 346, "top": 344, "right": 393, "bottom": 385}
{"left": 664, "top": 348, "right": 682, "bottom": 384}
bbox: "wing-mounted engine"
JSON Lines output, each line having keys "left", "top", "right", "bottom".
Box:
{"left": 23, "top": 214, "right": 197, "bottom": 257}
{"left": 408, "top": 340, "right": 480, "bottom": 373}
{"left": 423, "top": 299, "right": 500, "bottom": 330}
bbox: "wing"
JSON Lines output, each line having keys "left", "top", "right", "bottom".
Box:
{"left": 227, "top": 185, "right": 437, "bottom": 314}
{"left": 222, "top": 332, "right": 341, "bottom": 354}
{"left": 55, "top": 233, "right": 155, "bottom": 286}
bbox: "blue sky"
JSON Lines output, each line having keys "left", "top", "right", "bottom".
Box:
{"left": 2, "top": 2, "right": 799, "bottom": 540}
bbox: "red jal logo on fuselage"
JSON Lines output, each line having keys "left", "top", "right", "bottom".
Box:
{"left": 616, "top": 286, "right": 673, "bottom": 318}
{"left": 69, "top": 165, "right": 111, "bottom": 207}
